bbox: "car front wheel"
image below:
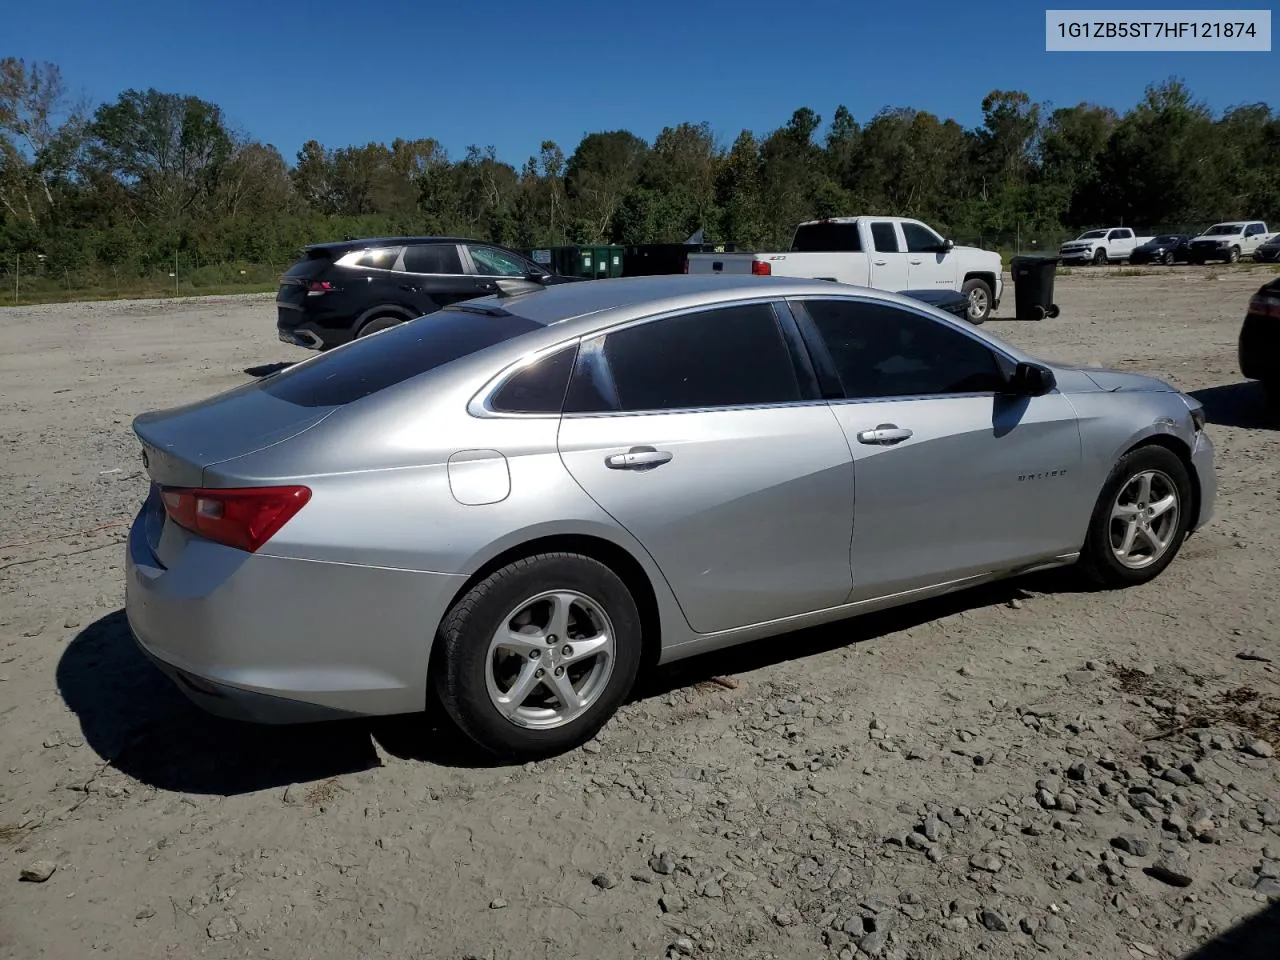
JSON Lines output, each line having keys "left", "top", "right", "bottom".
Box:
{"left": 1078, "top": 445, "right": 1193, "bottom": 588}
{"left": 434, "top": 553, "right": 643, "bottom": 760}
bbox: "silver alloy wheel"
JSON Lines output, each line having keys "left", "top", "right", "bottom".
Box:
{"left": 967, "top": 287, "right": 988, "bottom": 320}
{"left": 1109, "top": 469, "right": 1180, "bottom": 569}
{"left": 485, "top": 589, "right": 615, "bottom": 729}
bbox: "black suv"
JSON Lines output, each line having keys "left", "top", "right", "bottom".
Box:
{"left": 276, "top": 237, "right": 582, "bottom": 350}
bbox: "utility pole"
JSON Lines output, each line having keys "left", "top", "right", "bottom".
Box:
{"left": 13, "top": 253, "right": 18, "bottom": 303}
{"left": 174, "top": 252, "right": 179, "bottom": 298}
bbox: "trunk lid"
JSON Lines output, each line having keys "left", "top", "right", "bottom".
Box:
{"left": 134, "top": 376, "right": 338, "bottom": 488}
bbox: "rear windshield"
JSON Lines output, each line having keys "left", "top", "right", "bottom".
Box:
{"left": 791, "top": 223, "right": 862, "bottom": 252}
{"left": 258, "top": 311, "right": 542, "bottom": 407}
{"left": 283, "top": 249, "right": 335, "bottom": 277}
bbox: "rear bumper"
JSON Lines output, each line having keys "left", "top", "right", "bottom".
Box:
{"left": 1239, "top": 314, "right": 1280, "bottom": 382}
{"left": 124, "top": 505, "right": 466, "bottom": 723}
{"left": 277, "top": 314, "right": 351, "bottom": 351}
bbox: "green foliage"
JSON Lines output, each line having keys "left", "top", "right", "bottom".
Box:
{"left": 2, "top": 57, "right": 1279, "bottom": 302}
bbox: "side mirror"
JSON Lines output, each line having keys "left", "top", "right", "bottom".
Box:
{"left": 1006, "top": 361, "right": 1057, "bottom": 397}
{"left": 939, "top": 238, "right": 955, "bottom": 252}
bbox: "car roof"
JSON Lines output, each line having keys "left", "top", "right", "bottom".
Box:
{"left": 448, "top": 274, "right": 967, "bottom": 337}
{"left": 303, "top": 236, "right": 491, "bottom": 253}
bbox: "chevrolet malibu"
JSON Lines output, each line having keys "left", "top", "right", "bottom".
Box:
{"left": 125, "top": 275, "right": 1215, "bottom": 759}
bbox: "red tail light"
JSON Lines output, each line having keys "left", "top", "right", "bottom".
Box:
{"left": 751, "top": 260, "right": 772, "bottom": 276}
{"left": 1249, "top": 294, "right": 1280, "bottom": 319}
{"left": 307, "top": 281, "right": 335, "bottom": 295}
{"left": 160, "top": 486, "right": 312, "bottom": 553}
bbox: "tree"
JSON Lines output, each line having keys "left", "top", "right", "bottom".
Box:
{"left": 0, "top": 58, "right": 86, "bottom": 224}
{"left": 564, "top": 130, "right": 648, "bottom": 241}
{"left": 87, "top": 88, "right": 233, "bottom": 223}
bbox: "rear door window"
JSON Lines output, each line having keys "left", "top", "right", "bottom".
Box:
{"left": 565, "top": 302, "right": 801, "bottom": 413}
{"left": 258, "top": 311, "right": 542, "bottom": 407}
{"left": 401, "top": 243, "right": 463, "bottom": 274}
{"left": 870, "top": 222, "right": 900, "bottom": 253}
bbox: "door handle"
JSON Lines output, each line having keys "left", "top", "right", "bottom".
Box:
{"left": 909, "top": 258, "right": 922, "bottom": 265}
{"left": 856, "top": 424, "right": 913, "bottom": 445}
{"left": 398, "top": 284, "right": 419, "bottom": 292}
{"left": 873, "top": 259, "right": 887, "bottom": 266}
{"left": 605, "top": 446, "right": 673, "bottom": 470}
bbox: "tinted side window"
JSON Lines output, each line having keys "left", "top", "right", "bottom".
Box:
{"left": 902, "top": 222, "right": 942, "bottom": 253}
{"left": 489, "top": 345, "right": 577, "bottom": 414}
{"left": 870, "top": 223, "right": 900, "bottom": 253}
{"left": 566, "top": 303, "right": 801, "bottom": 413}
{"left": 803, "top": 299, "right": 1005, "bottom": 399}
{"left": 402, "top": 244, "right": 463, "bottom": 274}
{"left": 351, "top": 247, "right": 400, "bottom": 269}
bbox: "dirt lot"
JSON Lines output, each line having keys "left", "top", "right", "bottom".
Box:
{"left": 1, "top": 268, "right": 1278, "bottom": 960}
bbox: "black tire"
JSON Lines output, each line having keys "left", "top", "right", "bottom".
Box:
{"left": 1092, "top": 248, "right": 1108, "bottom": 265}
{"left": 1046, "top": 304, "right": 1061, "bottom": 319}
{"left": 1031, "top": 304, "right": 1047, "bottom": 321}
{"left": 356, "top": 315, "right": 404, "bottom": 338}
{"left": 1163, "top": 251, "right": 1174, "bottom": 265}
{"left": 434, "top": 553, "right": 643, "bottom": 760}
{"left": 1228, "top": 246, "right": 1241, "bottom": 264}
{"left": 1077, "top": 445, "right": 1193, "bottom": 589}
{"left": 961, "top": 278, "right": 992, "bottom": 324}
{"left": 1264, "top": 379, "right": 1280, "bottom": 409}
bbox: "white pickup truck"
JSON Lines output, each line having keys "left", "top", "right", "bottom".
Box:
{"left": 1057, "top": 227, "right": 1154, "bottom": 265}
{"left": 685, "top": 216, "right": 1004, "bottom": 323}
{"left": 1187, "top": 221, "right": 1276, "bottom": 263}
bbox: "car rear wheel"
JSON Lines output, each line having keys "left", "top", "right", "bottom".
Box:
{"left": 434, "top": 553, "right": 643, "bottom": 760}
{"left": 357, "top": 315, "right": 404, "bottom": 338}
{"left": 1078, "top": 446, "right": 1193, "bottom": 588}
{"left": 962, "top": 278, "right": 992, "bottom": 323}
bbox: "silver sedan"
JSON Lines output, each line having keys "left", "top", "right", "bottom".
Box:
{"left": 125, "top": 275, "right": 1215, "bottom": 759}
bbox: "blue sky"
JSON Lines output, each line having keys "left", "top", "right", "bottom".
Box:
{"left": 9, "top": 0, "right": 1276, "bottom": 165}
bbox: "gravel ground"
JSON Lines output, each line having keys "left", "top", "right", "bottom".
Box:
{"left": 1, "top": 268, "right": 1278, "bottom": 960}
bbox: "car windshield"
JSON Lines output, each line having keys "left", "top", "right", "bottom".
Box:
{"left": 256, "top": 311, "right": 542, "bottom": 407}
{"left": 1205, "top": 224, "right": 1242, "bottom": 236}
{"left": 1153, "top": 235, "right": 1182, "bottom": 244}
{"left": 1077, "top": 230, "right": 1107, "bottom": 240}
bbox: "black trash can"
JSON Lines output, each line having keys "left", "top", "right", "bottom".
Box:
{"left": 1011, "top": 255, "right": 1061, "bottom": 321}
